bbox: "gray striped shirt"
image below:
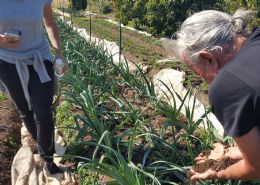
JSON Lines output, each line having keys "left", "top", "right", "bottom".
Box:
{"left": 0, "top": 0, "right": 54, "bottom": 109}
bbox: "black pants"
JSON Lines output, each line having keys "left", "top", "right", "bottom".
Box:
{"left": 0, "top": 59, "right": 55, "bottom": 162}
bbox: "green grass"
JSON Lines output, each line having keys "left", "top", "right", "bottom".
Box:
{"left": 55, "top": 101, "right": 76, "bottom": 140}
{"left": 63, "top": 15, "right": 165, "bottom": 65}
{"left": 5, "top": 138, "right": 20, "bottom": 150}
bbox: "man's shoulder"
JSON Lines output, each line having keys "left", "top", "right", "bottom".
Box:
{"left": 215, "top": 33, "right": 260, "bottom": 97}
{"left": 209, "top": 70, "right": 255, "bottom": 106}
{"left": 209, "top": 69, "right": 260, "bottom": 137}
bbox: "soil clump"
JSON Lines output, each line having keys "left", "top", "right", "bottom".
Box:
{"left": 193, "top": 156, "right": 240, "bottom": 173}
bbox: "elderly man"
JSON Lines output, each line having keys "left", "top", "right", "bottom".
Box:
{"left": 176, "top": 9, "right": 260, "bottom": 180}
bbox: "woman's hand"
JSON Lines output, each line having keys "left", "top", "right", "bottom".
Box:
{"left": 54, "top": 52, "right": 68, "bottom": 74}
{"left": 0, "top": 34, "right": 20, "bottom": 49}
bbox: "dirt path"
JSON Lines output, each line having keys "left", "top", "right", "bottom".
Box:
{"left": 0, "top": 95, "right": 21, "bottom": 185}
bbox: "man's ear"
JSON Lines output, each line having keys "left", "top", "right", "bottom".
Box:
{"left": 182, "top": 51, "right": 219, "bottom": 83}
{"left": 198, "top": 51, "right": 218, "bottom": 70}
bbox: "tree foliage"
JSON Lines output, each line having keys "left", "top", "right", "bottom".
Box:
{"left": 224, "top": 0, "right": 260, "bottom": 28}
{"left": 100, "top": 0, "right": 259, "bottom": 37}
{"left": 111, "top": 0, "right": 226, "bottom": 37}
{"left": 69, "top": 0, "right": 88, "bottom": 11}
{"left": 94, "top": 0, "right": 113, "bottom": 14}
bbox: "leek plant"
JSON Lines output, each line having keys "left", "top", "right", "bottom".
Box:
{"left": 78, "top": 120, "right": 161, "bottom": 185}
{"left": 79, "top": 146, "right": 161, "bottom": 185}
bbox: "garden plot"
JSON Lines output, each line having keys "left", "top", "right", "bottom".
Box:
{"left": 55, "top": 12, "right": 223, "bottom": 137}
{"left": 54, "top": 18, "right": 252, "bottom": 185}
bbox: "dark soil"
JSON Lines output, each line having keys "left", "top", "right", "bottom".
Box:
{"left": 0, "top": 95, "right": 21, "bottom": 185}
{"left": 193, "top": 157, "right": 240, "bottom": 173}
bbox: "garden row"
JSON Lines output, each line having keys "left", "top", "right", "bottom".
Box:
{"left": 62, "top": 13, "right": 166, "bottom": 65}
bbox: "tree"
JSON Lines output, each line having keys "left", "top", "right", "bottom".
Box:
{"left": 145, "top": 0, "right": 225, "bottom": 37}
{"left": 111, "top": 0, "right": 226, "bottom": 37}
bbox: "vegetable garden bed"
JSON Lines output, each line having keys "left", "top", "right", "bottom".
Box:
{"left": 55, "top": 18, "right": 260, "bottom": 185}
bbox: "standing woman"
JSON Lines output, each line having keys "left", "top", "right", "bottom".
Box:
{"left": 0, "top": 0, "right": 68, "bottom": 174}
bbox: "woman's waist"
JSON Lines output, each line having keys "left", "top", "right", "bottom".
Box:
{"left": 0, "top": 40, "right": 52, "bottom": 60}
{"left": 3, "top": 37, "right": 49, "bottom": 52}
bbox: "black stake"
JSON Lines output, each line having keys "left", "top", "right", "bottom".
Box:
{"left": 119, "top": 19, "right": 122, "bottom": 63}
{"left": 90, "top": 12, "right": 92, "bottom": 41}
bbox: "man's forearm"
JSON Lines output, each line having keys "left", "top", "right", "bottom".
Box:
{"left": 216, "top": 159, "right": 260, "bottom": 180}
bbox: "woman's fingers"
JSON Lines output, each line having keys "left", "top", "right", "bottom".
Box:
{"left": 62, "top": 60, "right": 69, "bottom": 73}
{"left": 2, "top": 37, "right": 20, "bottom": 48}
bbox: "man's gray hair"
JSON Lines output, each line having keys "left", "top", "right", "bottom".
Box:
{"left": 176, "top": 9, "right": 255, "bottom": 64}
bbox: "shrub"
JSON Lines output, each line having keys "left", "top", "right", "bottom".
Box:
{"left": 99, "top": 0, "right": 113, "bottom": 14}
{"left": 69, "top": 0, "right": 88, "bottom": 11}
{"left": 224, "top": 0, "right": 260, "bottom": 29}
{"left": 112, "top": 0, "right": 226, "bottom": 37}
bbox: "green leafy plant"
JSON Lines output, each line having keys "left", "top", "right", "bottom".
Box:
{"left": 224, "top": 0, "right": 260, "bottom": 28}
{"left": 68, "top": 0, "right": 88, "bottom": 11}
{"left": 111, "top": 0, "right": 225, "bottom": 37}
{"left": 0, "top": 92, "right": 7, "bottom": 102}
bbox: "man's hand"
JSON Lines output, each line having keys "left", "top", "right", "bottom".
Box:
{"left": 190, "top": 168, "right": 217, "bottom": 181}
{"left": 0, "top": 34, "right": 20, "bottom": 49}
{"left": 189, "top": 143, "right": 224, "bottom": 182}
{"left": 190, "top": 143, "right": 243, "bottom": 182}
{"left": 195, "top": 143, "right": 228, "bottom": 164}
{"left": 191, "top": 128, "right": 260, "bottom": 182}
{"left": 195, "top": 143, "right": 243, "bottom": 164}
